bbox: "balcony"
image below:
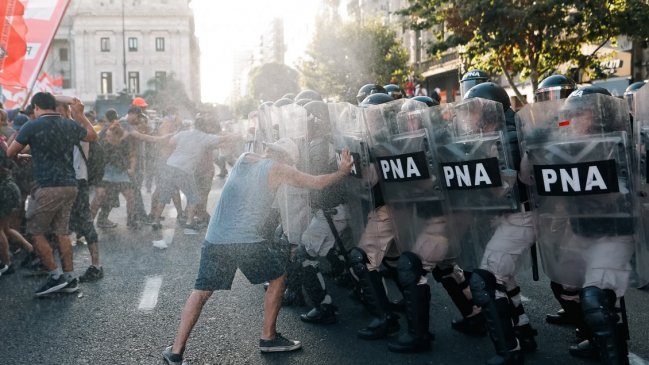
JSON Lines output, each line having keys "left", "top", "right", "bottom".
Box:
{"left": 419, "top": 49, "right": 460, "bottom": 77}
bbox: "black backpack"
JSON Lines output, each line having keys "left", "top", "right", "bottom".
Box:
{"left": 77, "top": 141, "right": 105, "bottom": 185}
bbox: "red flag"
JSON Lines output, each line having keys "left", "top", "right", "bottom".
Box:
{"left": 0, "top": 0, "right": 27, "bottom": 87}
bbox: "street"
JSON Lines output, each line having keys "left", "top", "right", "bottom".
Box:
{"left": 1, "top": 180, "right": 648, "bottom": 365}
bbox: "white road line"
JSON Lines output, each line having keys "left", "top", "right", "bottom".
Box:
{"left": 520, "top": 295, "right": 531, "bottom": 303}
{"left": 138, "top": 276, "right": 163, "bottom": 311}
{"left": 630, "top": 353, "right": 649, "bottom": 365}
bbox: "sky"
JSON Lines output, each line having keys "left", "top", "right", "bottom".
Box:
{"left": 190, "top": 0, "right": 321, "bottom": 104}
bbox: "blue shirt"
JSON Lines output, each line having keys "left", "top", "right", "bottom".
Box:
{"left": 15, "top": 113, "right": 87, "bottom": 187}
{"left": 205, "top": 153, "right": 276, "bottom": 244}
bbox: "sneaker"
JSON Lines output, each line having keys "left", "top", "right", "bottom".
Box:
{"left": 162, "top": 346, "right": 183, "bottom": 365}
{"left": 35, "top": 275, "right": 68, "bottom": 296}
{"left": 300, "top": 304, "right": 337, "bottom": 325}
{"left": 79, "top": 266, "right": 104, "bottom": 282}
{"left": 259, "top": 333, "right": 302, "bottom": 353}
{"left": 60, "top": 277, "right": 79, "bottom": 293}
{"left": 21, "top": 252, "right": 39, "bottom": 268}
{"left": 97, "top": 219, "right": 118, "bottom": 228}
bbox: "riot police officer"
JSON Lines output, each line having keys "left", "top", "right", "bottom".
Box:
{"left": 356, "top": 84, "right": 388, "bottom": 105}
{"left": 460, "top": 69, "right": 489, "bottom": 99}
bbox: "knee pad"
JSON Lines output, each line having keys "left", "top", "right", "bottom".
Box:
{"left": 301, "top": 264, "right": 326, "bottom": 304}
{"left": 469, "top": 269, "right": 498, "bottom": 308}
{"left": 349, "top": 247, "right": 368, "bottom": 277}
{"left": 397, "top": 252, "right": 424, "bottom": 287}
{"left": 581, "top": 286, "right": 618, "bottom": 330}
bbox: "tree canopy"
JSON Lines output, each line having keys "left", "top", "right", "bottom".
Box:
{"left": 248, "top": 62, "right": 299, "bottom": 103}
{"left": 398, "top": 0, "right": 649, "bottom": 102}
{"left": 299, "top": 18, "right": 411, "bottom": 103}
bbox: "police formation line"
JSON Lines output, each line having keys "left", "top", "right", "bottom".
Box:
{"left": 243, "top": 75, "right": 649, "bottom": 365}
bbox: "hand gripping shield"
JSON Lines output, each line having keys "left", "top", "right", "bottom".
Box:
{"left": 328, "top": 102, "right": 374, "bottom": 246}
{"left": 365, "top": 99, "right": 458, "bottom": 264}
{"left": 518, "top": 93, "right": 637, "bottom": 289}
{"left": 633, "top": 83, "right": 649, "bottom": 283}
{"left": 273, "top": 104, "right": 311, "bottom": 244}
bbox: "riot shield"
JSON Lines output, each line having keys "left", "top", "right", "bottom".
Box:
{"left": 634, "top": 84, "right": 649, "bottom": 283}
{"left": 518, "top": 93, "right": 637, "bottom": 289}
{"left": 364, "top": 99, "right": 459, "bottom": 264}
{"left": 329, "top": 102, "right": 374, "bottom": 246}
{"left": 251, "top": 104, "right": 275, "bottom": 154}
{"left": 429, "top": 98, "right": 521, "bottom": 270}
{"left": 273, "top": 103, "right": 310, "bottom": 245}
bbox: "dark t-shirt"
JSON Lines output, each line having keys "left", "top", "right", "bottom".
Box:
{"left": 15, "top": 113, "right": 87, "bottom": 187}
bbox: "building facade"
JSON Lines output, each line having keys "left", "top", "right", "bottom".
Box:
{"left": 42, "top": 0, "right": 200, "bottom": 106}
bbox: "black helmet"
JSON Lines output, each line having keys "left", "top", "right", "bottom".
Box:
{"left": 295, "top": 90, "right": 323, "bottom": 104}
{"left": 356, "top": 84, "right": 387, "bottom": 105}
{"left": 567, "top": 85, "right": 611, "bottom": 98}
{"left": 273, "top": 98, "right": 293, "bottom": 107}
{"left": 304, "top": 101, "right": 330, "bottom": 138}
{"left": 295, "top": 98, "right": 311, "bottom": 107}
{"left": 260, "top": 101, "right": 273, "bottom": 108}
{"left": 464, "top": 82, "right": 511, "bottom": 110}
{"left": 460, "top": 69, "right": 489, "bottom": 99}
{"left": 535, "top": 75, "right": 577, "bottom": 102}
{"left": 281, "top": 93, "right": 296, "bottom": 101}
{"left": 411, "top": 95, "right": 438, "bottom": 107}
{"left": 360, "top": 93, "right": 394, "bottom": 107}
{"left": 384, "top": 84, "right": 404, "bottom": 99}
{"left": 304, "top": 101, "right": 330, "bottom": 124}
{"left": 624, "top": 81, "right": 646, "bottom": 115}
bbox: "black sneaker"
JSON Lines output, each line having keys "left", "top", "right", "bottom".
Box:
{"left": 35, "top": 275, "right": 68, "bottom": 296}
{"left": 79, "top": 266, "right": 104, "bottom": 282}
{"left": 259, "top": 333, "right": 302, "bottom": 353}
{"left": 61, "top": 277, "right": 79, "bottom": 293}
{"left": 300, "top": 304, "right": 337, "bottom": 325}
{"left": 162, "top": 346, "right": 183, "bottom": 365}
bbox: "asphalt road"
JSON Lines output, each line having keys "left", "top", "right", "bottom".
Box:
{"left": 1, "top": 180, "right": 648, "bottom": 365}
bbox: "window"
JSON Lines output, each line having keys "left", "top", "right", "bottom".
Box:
{"left": 128, "top": 71, "right": 140, "bottom": 94}
{"left": 100, "top": 72, "right": 112, "bottom": 94}
{"left": 128, "top": 37, "right": 138, "bottom": 52}
{"left": 59, "top": 48, "right": 68, "bottom": 61}
{"left": 154, "top": 71, "right": 166, "bottom": 89}
{"left": 155, "top": 37, "right": 165, "bottom": 52}
{"left": 100, "top": 37, "right": 110, "bottom": 52}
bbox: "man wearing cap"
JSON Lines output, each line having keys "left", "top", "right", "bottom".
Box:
{"left": 161, "top": 139, "right": 353, "bottom": 364}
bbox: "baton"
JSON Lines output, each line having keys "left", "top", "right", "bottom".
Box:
{"left": 323, "top": 208, "right": 351, "bottom": 267}
{"left": 530, "top": 242, "right": 539, "bottom": 281}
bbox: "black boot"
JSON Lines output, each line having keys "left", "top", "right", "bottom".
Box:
{"left": 470, "top": 269, "right": 524, "bottom": 365}
{"left": 579, "top": 287, "right": 629, "bottom": 365}
{"left": 300, "top": 303, "right": 337, "bottom": 325}
{"left": 388, "top": 283, "right": 433, "bottom": 353}
{"left": 433, "top": 267, "right": 486, "bottom": 336}
{"left": 508, "top": 287, "right": 537, "bottom": 353}
{"left": 546, "top": 281, "right": 582, "bottom": 326}
{"left": 356, "top": 270, "right": 400, "bottom": 340}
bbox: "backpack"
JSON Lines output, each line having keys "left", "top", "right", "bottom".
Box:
{"left": 77, "top": 141, "right": 105, "bottom": 186}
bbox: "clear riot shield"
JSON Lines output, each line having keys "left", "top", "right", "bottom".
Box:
{"left": 252, "top": 104, "right": 275, "bottom": 154}
{"left": 273, "top": 104, "right": 310, "bottom": 245}
{"left": 634, "top": 84, "right": 649, "bottom": 283}
{"left": 518, "top": 94, "right": 637, "bottom": 289}
{"left": 329, "top": 102, "right": 374, "bottom": 246}
{"left": 431, "top": 98, "right": 520, "bottom": 270}
{"left": 365, "top": 99, "right": 459, "bottom": 264}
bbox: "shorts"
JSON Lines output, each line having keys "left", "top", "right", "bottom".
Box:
{"left": 0, "top": 180, "right": 21, "bottom": 218}
{"left": 158, "top": 165, "right": 201, "bottom": 205}
{"left": 26, "top": 186, "right": 78, "bottom": 235}
{"left": 69, "top": 180, "right": 99, "bottom": 243}
{"left": 194, "top": 240, "right": 289, "bottom": 291}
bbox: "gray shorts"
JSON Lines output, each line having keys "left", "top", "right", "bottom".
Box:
{"left": 26, "top": 186, "right": 78, "bottom": 235}
{"left": 194, "top": 240, "right": 289, "bottom": 291}
{"left": 158, "top": 165, "right": 200, "bottom": 205}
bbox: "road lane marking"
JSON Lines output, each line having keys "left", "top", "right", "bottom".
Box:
{"left": 138, "top": 276, "right": 163, "bottom": 311}
{"left": 630, "top": 353, "right": 649, "bottom": 365}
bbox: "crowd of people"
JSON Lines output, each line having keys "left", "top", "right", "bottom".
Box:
{"left": 0, "top": 72, "right": 647, "bottom": 365}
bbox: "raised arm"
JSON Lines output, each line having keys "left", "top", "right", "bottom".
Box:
{"left": 270, "top": 149, "right": 353, "bottom": 190}
{"left": 70, "top": 98, "right": 98, "bottom": 142}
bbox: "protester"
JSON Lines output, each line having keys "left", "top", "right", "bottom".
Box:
{"left": 6, "top": 92, "right": 98, "bottom": 296}
{"left": 162, "top": 139, "right": 353, "bottom": 364}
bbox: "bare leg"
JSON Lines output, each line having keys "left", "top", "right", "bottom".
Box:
{"left": 172, "top": 190, "right": 184, "bottom": 217}
{"left": 262, "top": 274, "right": 287, "bottom": 340}
{"left": 7, "top": 228, "right": 33, "bottom": 252}
{"left": 90, "top": 187, "right": 107, "bottom": 220}
{"left": 32, "top": 234, "right": 57, "bottom": 271}
{"left": 122, "top": 188, "right": 136, "bottom": 225}
{"left": 171, "top": 289, "right": 213, "bottom": 354}
{"left": 87, "top": 242, "right": 100, "bottom": 267}
{"left": 56, "top": 234, "right": 74, "bottom": 273}
{"left": 0, "top": 219, "right": 10, "bottom": 265}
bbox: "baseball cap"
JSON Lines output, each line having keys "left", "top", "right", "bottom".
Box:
{"left": 132, "top": 97, "right": 148, "bottom": 108}
{"left": 264, "top": 138, "right": 299, "bottom": 164}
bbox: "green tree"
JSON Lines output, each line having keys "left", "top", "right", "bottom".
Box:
{"left": 248, "top": 63, "right": 299, "bottom": 103}
{"left": 398, "top": 0, "right": 649, "bottom": 103}
{"left": 299, "top": 18, "right": 411, "bottom": 102}
{"left": 232, "top": 95, "right": 258, "bottom": 120}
